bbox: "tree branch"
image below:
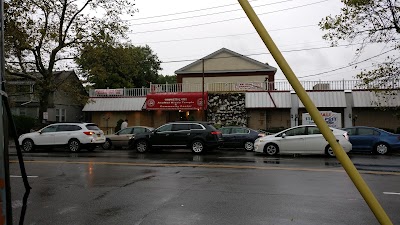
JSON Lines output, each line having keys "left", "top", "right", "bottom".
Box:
{"left": 63, "top": 0, "right": 93, "bottom": 44}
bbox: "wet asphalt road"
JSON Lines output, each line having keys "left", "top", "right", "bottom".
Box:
{"left": 7, "top": 147, "right": 400, "bottom": 225}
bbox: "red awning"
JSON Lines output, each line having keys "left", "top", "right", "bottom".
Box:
{"left": 145, "top": 92, "right": 207, "bottom": 110}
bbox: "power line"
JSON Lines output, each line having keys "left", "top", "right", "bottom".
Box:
{"left": 129, "top": 0, "right": 297, "bottom": 26}
{"left": 160, "top": 42, "right": 365, "bottom": 64}
{"left": 131, "top": 24, "right": 316, "bottom": 45}
{"left": 128, "top": 0, "right": 268, "bottom": 21}
{"left": 298, "top": 48, "right": 396, "bottom": 79}
{"left": 128, "top": 0, "right": 328, "bottom": 34}
{"left": 160, "top": 46, "right": 396, "bottom": 79}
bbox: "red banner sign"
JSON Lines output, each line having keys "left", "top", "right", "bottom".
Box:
{"left": 146, "top": 92, "right": 208, "bottom": 110}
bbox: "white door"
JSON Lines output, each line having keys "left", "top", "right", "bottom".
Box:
{"left": 279, "top": 127, "right": 306, "bottom": 153}
{"left": 53, "top": 125, "right": 80, "bottom": 145}
{"left": 303, "top": 126, "right": 327, "bottom": 154}
{"left": 35, "top": 125, "right": 57, "bottom": 145}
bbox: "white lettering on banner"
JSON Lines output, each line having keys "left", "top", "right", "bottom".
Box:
{"left": 235, "top": 83, "right": 263, "bottom": 91}
{"left": 302, "top": 111, "right": 342, "bottom": 128}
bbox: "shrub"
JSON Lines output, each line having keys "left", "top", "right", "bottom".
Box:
{"left": 11, "top": 115, "right": 39, "bottom": 136}
{"left": 115, "top": 119, "right": 124, "bottom": 133}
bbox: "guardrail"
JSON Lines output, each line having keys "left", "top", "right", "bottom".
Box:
{"left": 88, "top": 80, "right": 400, "bottom": 97}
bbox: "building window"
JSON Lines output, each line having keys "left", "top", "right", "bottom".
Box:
{"left": 56, "top": 108, "right": 66, "bottom": 122}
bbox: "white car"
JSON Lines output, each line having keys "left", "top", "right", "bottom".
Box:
{"left": 18, "top": 123, "right": 105, "bottom": 152}
{"left": 254, "top": 125, "right": 352, "bottom": 156}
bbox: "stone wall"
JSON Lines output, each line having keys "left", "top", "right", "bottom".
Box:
{"left": 207, "top": 93, "right": 247, "bottom": 127}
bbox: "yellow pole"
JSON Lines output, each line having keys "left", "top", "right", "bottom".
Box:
{"left": 237, "top": 0, "right": 393, "bottom": 224}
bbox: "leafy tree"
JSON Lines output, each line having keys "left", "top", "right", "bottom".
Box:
{"left": 4, "top": 0, "right": 137, "bottom": 121}
{"left": 319, "top": 0, "right": 399, "bottom": 89}
{"left": 157, "top": 74, "right": 177, "bottom": 84}
{"left": 76, "top": 36, "right": 162, "bottom": 88}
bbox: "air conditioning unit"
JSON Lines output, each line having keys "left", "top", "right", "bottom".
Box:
{"left": 313, "top": 83, "right": 330, "bottom": 90}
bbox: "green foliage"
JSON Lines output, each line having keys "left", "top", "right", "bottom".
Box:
{"left": 4, "top": 0, "right": 137, "bottom": 121}
{"left": 76, "top": 34, "right": 162, "bottom": 88}
{"left": 319, "top": 0, "right": 400, "bottom": 90}
{"left": 115, "top": 119, "right": 124, "bottom": 133}
{"left": 12, "top": 115, "right": 40, "bottom": 136}
{"left": 157, "top": 75, "right": 177, "bottom": 84}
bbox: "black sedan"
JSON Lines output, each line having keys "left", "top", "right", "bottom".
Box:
{"left": 219, "top": 126, "right": 266, "bottom": 151}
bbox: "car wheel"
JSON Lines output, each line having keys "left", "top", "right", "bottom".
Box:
{"left": 102, "top": 139, "right": 112, "bottom": 150}
{"left": 374, "top": 143, "right": 389, "bottom": 155}
{"left": 325, "top": 145, "right": 335, "bottom": 157}
{"left": 191, "top": 140, "right": 204, "bottom": 154}
{"left": 263, "top": 143, "right": 278, "bottom": 156}
{"left": 68, "top": 139, "right": 81, "bottom": 152}
{"left": 244, "top": 141, "right": 254, "bottom": 151}
{"left": 135, "top": 140, "right": 149, "bottom": 153}
{"left": 22, "top": 139, "right": 35, "bottom": 152}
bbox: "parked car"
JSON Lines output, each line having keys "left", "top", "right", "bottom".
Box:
{"left": 254, "top": 125, "right": 352, "bottom": 156}
{"left": 342, "top": 126, "right": 400, "bottom": 155}
{"left": 18, "top": 123, "right": 105, "bottom": 152}
{"left": 102, "top": 126, "right": 154, "bottom": 150}
{"left": 219, "top": 126, "right": 266, "bottom": 151}
{"left": 129, "top": 121, "right": 223, "bottom": 154}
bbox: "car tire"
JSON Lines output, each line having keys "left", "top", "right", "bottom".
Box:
{"left": 191, "top": 140, "right": 205, "bottom": 154}
{"left": 102, "top": 139, "right": 112, "bottom": 150}
{"left": 244, "top": 141, "right": 254, "bottom": 151}
{"left": 135, "top": 140, "right": 149, "bottom": 153}
{"left": 22, "top": 139, "right": 35, "bottom": 152}
{"left": 325, "top": 145, "right": 335, "bottom": 157}
{"left": 68, "top": 139, "right": 81, "bottom": 152}
{"left": 263, "top": 143, "right": 278, "bottom": 156}
{"left": 374, "top": 143, "right": 389, "bottom": 155}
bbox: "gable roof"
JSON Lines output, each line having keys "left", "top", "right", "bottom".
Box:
{"left": 6, "top": 70, "right": 78, "bottom": 82}
{"left": 175, "top": 48, "right": 277, "bottom": 74}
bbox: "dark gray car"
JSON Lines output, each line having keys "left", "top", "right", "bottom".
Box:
{"left": 219, "top": 126, "right": 266, "bottom": 151}
{"left": 129, "top": 121, "right": 223, "bottom": 154}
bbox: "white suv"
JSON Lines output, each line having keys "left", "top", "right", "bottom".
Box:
{"left": 18, "top": 123, "right": 105, "bottom": 152}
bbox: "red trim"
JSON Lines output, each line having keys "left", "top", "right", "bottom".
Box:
{"left": 146, "top": 92, "right": 208, "bottom": 110}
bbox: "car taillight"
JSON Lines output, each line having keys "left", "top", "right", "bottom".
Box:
{"left": 211, "top": 131, "right": 221, "bottom": 135}
{"left": 343, "top": 132, "right": 349, "bottom": 141}
{"left": 83, "top": 131, "right": 95, "bottom": 136}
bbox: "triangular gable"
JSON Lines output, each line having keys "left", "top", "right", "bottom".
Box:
{"left": 175, "top": 48, "right": 276, "bottom": 74}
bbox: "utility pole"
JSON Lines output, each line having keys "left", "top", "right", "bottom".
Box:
{"left": 0, "top": 0, "right": 13, "bottom": 223}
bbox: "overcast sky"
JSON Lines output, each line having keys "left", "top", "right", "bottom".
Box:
{"left": 126, "top": 0, "right": 393, "bottom": 81}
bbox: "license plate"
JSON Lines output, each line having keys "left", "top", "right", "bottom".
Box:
{"left": 97, "top": 134, "right": 101, "bottom": 137}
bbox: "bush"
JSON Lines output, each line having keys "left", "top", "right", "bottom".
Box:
{"left": 11, "top": 115, "right": 39, "bottom": 136}
{"left": 115, "top": 119, "right": 124, "bottom": 133}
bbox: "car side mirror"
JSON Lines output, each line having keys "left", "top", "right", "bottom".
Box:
{"left": 281, "top": 133, "right": 286, "bottom": 138}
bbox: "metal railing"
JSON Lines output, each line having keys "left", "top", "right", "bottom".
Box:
{"left": 88, "top": 80, "right": 400, "bottom": 97}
